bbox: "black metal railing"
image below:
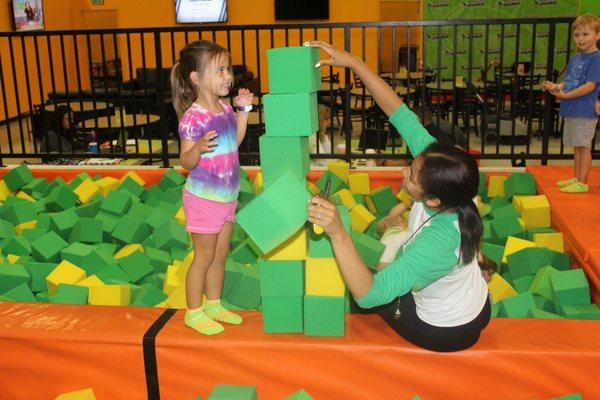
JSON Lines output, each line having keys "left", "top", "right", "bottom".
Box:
{"left": 0, "top": 17, "right": 591, "bottom": 168}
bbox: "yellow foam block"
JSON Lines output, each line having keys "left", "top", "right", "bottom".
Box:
{"left": 89, "top": 284, "right": 130, "bottom": 306}
{"left": 119, "top": 171, "right": 145, "bottom": 186}
{"left": 264, "top": 227, "right": 307, "bottom": 260}
{"left": 46, "top": 260, "right": 87, "bottom": 295}
{"left": 164, "top": 265, "right": 183, "bottom": 295}
{"left": 175, "top": 206, "right": 185, "bottom": 225}
{"left": 74, "top": 179, "right": 100, "bottom": 204}
{"left": 165, "top": 284, "right": 187, "bottom": 309}
{"left": 396, "top": 189, "right": 412, "bottom": 203}
{"left": 348, "top": 173, "right": 370, "bottom": 195}
{"left": 77, "top": 275, "right": 106, "bottom": 288}
{"left": 0, "top": 179, "right": 12, "bottom": 201}
{"left": 512, "top": 195, "right": 537, "bottom": 215}
{"left": 15, "top": 191, "right": 35, "bottom": 202}
{"left": 7, "top": 254, "right": 20, "bottom": 264}
{"left": 487, "top": 175, "right": 507, "bottom": 198}
{"left": 95, "top": 176, "right": 120, "bottom": 196}
{"left": 114, "top": 243, "right": 144, "bottom": 259}
{"left": 15, "top": 219, "right": 36, "bottom": 234}
{"left": 502, "top": 236, "right": 536, "bottom": 264}
{"left": 363, "top": 195, "right": 378, "bottom": 215}
{"left": 350, "top": 204, "right": 376, "bottom": 233}
{"left": 55, "top": 388, "right": 96, "bottom": 400}
{"left": 487, "top": 273, "right": 517, "bottom": 303}
{"left": 181, "top": 250, "right": 194, "bottom": 269}
{"left": 520, "top": 195, "right": 550, "bottom": 229}
{"left": 517, "top": 218, "right": 526, "bottom": 230}
{"left": 305, "top": 257, "right": 345, "bottom": 296}
{"left": 154, "top": 301, "right": 168, "bottom": 308}
{"left": 327, "top": 160, "right": 350, "bottom": 183}
{"left": 306, "top": 180, "right": 320, "bottom": 196}
{"left": 253, "top": 171, "right": 264, "bottom": 195}
{"left": 333, "top": 188, "right": 357, "bottom": 210}
{"left": 534, "top": 232, "right": 564, "bottom": 253}
{"left": 172, "top": 259, "right": 191, "bottom": 282}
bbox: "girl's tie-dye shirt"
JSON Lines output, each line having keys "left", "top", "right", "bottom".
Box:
{"left": 179, "top": 101, "right": 240, "bottom": 203}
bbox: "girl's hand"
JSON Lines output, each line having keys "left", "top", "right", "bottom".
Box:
{"left": 234, "top": 88, "right": 254, "bottom": 107}
{"left": 308, "top": 196, "right": 345, "bottom": 240}
{"left": 195, "top": 130, "right": 218, "bottom": 153}
{"left": 308, "top": 41, "right": 360, "bottom": 69}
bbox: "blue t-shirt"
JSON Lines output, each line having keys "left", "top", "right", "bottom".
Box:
{"left": 560, "top": 50, "right": 600, "bottom": 119}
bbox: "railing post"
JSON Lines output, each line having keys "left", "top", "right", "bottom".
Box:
{"left": 154, "top": 31, "right": 170, "bottom": 168}
{"left": 541, "top": 23, "right": 556, "bottom": 166}
{"left": 343, "top": 25, "right": 352, "bottom": 163}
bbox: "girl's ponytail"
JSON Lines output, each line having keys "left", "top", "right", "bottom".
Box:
{"left": 456, "top": 199, "right": 483, "bottom": 264}
{"left": 171, "top": 61, "right": 197, "bottom": 120}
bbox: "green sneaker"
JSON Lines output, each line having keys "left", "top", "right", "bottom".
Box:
{"left": 185, "top": 309, "right": 224, "bottom": 335}
{"left": 557, "top": 177, "right": 577, "bottom": 187}
{"left": 560, "top": 182, "right": 589, "bottom": 194}
{"left": 204, "top": 300, "right": 243, "bottom": 325}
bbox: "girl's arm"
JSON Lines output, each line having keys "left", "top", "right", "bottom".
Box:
{"left": 179, "top": 132, "right": 218, "bottom": 171}
{"left": 234, "top": 88, "right": 254, "bottom": 146}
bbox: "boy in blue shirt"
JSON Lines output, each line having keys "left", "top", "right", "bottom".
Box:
{"left": 543, "top": 13, "right": 600, "bottom": 193}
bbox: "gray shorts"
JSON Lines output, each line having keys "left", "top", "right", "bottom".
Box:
{"left": 563, "top": 117, "right": 598, "bottom": 148}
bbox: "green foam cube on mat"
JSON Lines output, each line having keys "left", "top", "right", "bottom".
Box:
{"left": 550, "top": 268, "right": 590, "bottom": 307}
{"left": 35, "top": 291, "right": 50, "bottom": 302}
{"left": 144, "top": 247, "right": 171, "bottom": 273}
{"left": 45, "top": 185, "right": 78, "bottom": 212}
{"left": 490, "top": 215, "right": 523, "bottom": 245}
{"left": 96, "top": 264, "right": 131, "bottom": 284}
{"left": 1, "top": 282, "right": 36, "bottom": 302}
{"left": 497, "top": 292, "right": 535, "bottom": 318}
{"left": 31, "top": 231, "right": 69, "bottom": 262}
{"left": 21, "top": 177, "right": 49, "bottom": 198}
{"left": 97, "top": 243, "right": 118, "bottom": 256}
{"left": 208, "top": 384, "right": 257, "bottom": 400}
{"left": 259, "top": 135, "right": 310, "bottom": 186}
{"left": 237, "top": 170, "right": 311, "bottom": 254}
{"left": 226, "top": 263, "right": 261, "bottom": 309}
{"left": 525, "top": 227, "right": 556, "bottom": 242}
{"left": 548, "top": 250, "right": 570, "bottom": 271}
{"left": 308, "top": 205, "right": 350, "bottom": 258}
{"left": 506, "top": 247, "right": 553, "bottom": 280}
{"left": 526, "top": 307, "right": 563, "bottom": 319}
{"left": 81, "top": 248, "right": 117, "bottom": 276}
{"left": 95, "top": 211, "right": 120, "bottom": 241}
{"left": 223, "top": 258, "right": 244, "bottom": 301}
{"left": 36, "top": 213, "right": 51, "bottom": 230}
{"left": 61, "top": 242, "right": 96, "bottom": 267}
{"left": 490, "top": 204, "right": 518, "bottom": 220}
{"left": 304, "top": 295, "right": 345, "bottom": 336}
{"left": 529, "top": 265, "right": 558, "bottom": 301}
{"left": 146, "top": 207, "right": 172, "bottom": 231}
{"left": 512, "top": 275, "right": 535, "bottom": 293}
{"left": 158, "top": 169, "right": 186, "bottom": 191}
{"left": 258, "top": 259, "right": 304, "bottom": 297}
{"left": 49, "top": 283, "right": 89, "bottom": 305}
{"left": 160, "top": 187, "right": 182, "bottom": 204}
{"left": 559, "top": 304, "right": 600, "bottom": 320}
{"left": 126, "top": 202, "right": 154, "bottom": 222}
{"left": 489, "top": 196, "right": 510, "bottom": 210}
{"left": 267, "top": 45, "right": 320, "bottom": 94}
{"left": 170, "top": 247, "right": 190, "bottom": 261}
{"left": 350, "top": 229, "right": 385, "bottom": 269}
{"left": 262, "top": 296, "right": 303, "bottom": 333}
{"left": 1, "top": 235, "right": 32, "bottom": 256}
{"left": 1, "top": 201, "right": 37, "bottom": 226}
{"left": 111, "top": 215, "right": 149, "bottom": 244}
{"left": 0, "top": 219, "right": 15, "bottom": 240}
{"left": 141, "top": 185, "right": 164, "bottom": 203}
{"left": 100, "top": 191, "right": 132, "bottom": 216}
{"left": 4, "top": 164, "right": 34, "bottom": 191}
{"left": 67, "top": 172, "right": 92, "bottom": 190}
{"left": 532, "top": 293, "right": 557, "bottom": 314}
{"left": 138, "top": 272, "right": 165, "bottom": 288}
{"left": 69, "top": 217, "right": 103, "bottom": 243}
{"left": 0, "top": 263, "right": 30, "bottom": 294}
{"left": 316, "top": 170, "right": 348, "bottom": 193}
{"left": 118, "top": 250, "right": 153, "bottom": 283}
{"left": 369, "top": 186, "right": 398, "bottom": 214}
{"left": 49, "top": 208, "right": 79, "bottom": 240}
{"left": 263, "top": 92, "right": 318, "bottom": 136}
{"left": 131, "top": 283, "right": 167, "bottom": 307}
{"left": 153, "top": 219, "right": 190, "bottom": 250}
{"left": 551, "top": 394, "right": 583, "bottom": 400}
{"left": 23, "top": 261, "right": 56, "bottom": 293}
{"left": 21, "top": 228, "right": 48, "bottom": 243}
{"left": 503, "top": 172, "right": 536, "bottom": 199}
{"left": 119, "top": 176, "right": 145, "bottom": 197}
{"left": 284, "top": 389, "right": 314, "bottom": 400}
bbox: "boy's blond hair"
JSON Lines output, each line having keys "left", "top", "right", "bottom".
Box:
{"left": 573, "top": 13, "right": 600, "bottom": 33}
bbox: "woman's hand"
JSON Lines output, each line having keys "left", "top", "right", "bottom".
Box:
{"left": 308, "top": 41, "right": 360, "bottom": 69}
{"left": 307, "top": 196, "right": 345, "bottom": 240}
{"left": 195, "top": 130, "right": 218, "bottom": 154}
{"left": 234, "top": 88, "right": 254, "bottom": 108}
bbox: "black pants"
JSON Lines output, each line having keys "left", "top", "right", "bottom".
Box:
{"left": 353, "top": 292, "right": 491, "bottom": 352}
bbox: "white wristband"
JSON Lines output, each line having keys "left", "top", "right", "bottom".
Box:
{"left": 236, "top": 105, "right": 253, "bottom": 112}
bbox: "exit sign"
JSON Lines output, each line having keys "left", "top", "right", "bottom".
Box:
{"left": 92, "top": 0, "right": 104, "bottom": 5}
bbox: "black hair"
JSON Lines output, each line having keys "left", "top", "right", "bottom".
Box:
{"left": 49, "top": 105, "right": 72, "bottom": 139}
{"left": 417, "top": 142, "right": 482, "bottom": 264}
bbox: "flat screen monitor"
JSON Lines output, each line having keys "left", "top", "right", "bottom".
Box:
{"left": 175, "top": 0, "right": 227, "bottom": 23}
{"left": 275, "top": 0, "right": 329, "bottom": 20}
{"left": 12, "top": 0, "right": 44, "bottom": 31}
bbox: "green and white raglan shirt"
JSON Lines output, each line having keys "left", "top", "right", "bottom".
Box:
{"left": 356, "top": 104, "right": 488, "bottom": 327}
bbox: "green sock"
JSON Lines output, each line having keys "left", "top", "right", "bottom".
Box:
{"left": 203, "top": 299, "right": 243, "bottom": 325}
{"left": 185, "top": 308, "right": 224, "bottom": 335}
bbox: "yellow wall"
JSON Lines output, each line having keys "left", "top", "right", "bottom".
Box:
{"left": 0, "top": 0, "right": 419, "bottom": 119}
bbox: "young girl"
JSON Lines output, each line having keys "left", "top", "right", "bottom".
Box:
{"left": 171, "top": 40, "right": 254, "bottom": 335}
{"left": 308, "top": 41, "right": 490, "bottom": 352}
{"left": 309, "top": 103, "right": 333, "bottom": 166}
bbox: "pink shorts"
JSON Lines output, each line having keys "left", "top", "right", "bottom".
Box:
{"left": 182, "top": 190, "right": 237, "bottom": 234}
